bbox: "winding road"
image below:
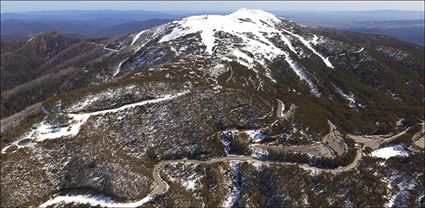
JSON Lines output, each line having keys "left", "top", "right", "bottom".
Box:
{"left": 39, "top": 126, "right": 412, "bottom": 208}
{"left": 40, "top": 149, "right": 363, "bottom": 208}
{"left": 20, "top": 92, "right": 411, "bottom": 208}
{"left": 129, "top": 124, "right": 410, "bottom": 208}
{"left": 348, "top": 128, "right": 411, "bottom": 150}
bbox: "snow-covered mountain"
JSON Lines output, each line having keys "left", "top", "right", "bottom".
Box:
{"left": 124, "top": 9, "right": 334, "bottom": 94}
{"left": 1, "top": 9, "right": 424, "bottom": 208}
{"left": 109, "top": 8, "right": 423, "bottom": 103}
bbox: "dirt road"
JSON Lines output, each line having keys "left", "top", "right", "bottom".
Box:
{"left": 35, "top": 94, "right": 414, "bottom": 208}
{"left": 348, "top": 128, "right": 410, "bottom": 150}
{"left": 40, "top": 150, "right": 363, "bottom": 208}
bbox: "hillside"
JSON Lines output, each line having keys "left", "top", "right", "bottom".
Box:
{"left": 1, "top": 9, "right": 424, "bottom": 207}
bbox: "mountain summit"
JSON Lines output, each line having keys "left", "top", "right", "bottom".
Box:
{"left": 132, "top": 8, "right": 333, "bottom": 72}
{"left": 158, "top": 8, "right": 283, "bottom": 54}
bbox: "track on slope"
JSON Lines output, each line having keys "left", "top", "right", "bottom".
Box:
{"left": 37, "top": 91, "right": 413, "bottom": 208}
{"left": 40, "top": 126, "right": 413, "bottom": 207}
{"left": 40, "top": 151, "right": 366, "bottom": 207}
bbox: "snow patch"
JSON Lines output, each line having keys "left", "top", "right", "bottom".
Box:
{"left": 1, "top": 130, "right": 36, "bottom": 153}
{"left": 132, "top": 24, "right": 169, "bottom": 52}
{"left": 284, "top": 53, "right": 320, "bottom": 97}
{"left": 131, "top": 30, "right": 146, "bottom": 46}
{"left": 335, "top": 86, "right": 362, "bottom": 108}
{"left": 281, "top": 29, "right": 334, "bottom": 68}
{"left": 310, "top": 35, "right": 321, "bottom": 45}
{"left": 2, "top": 92, "right": 188, "bottom": 154}
{"left": 26, "top": 32, "right": 42, "bottom": 43}
{"left": 81, "top": 91, "right": 187, "bottom": 116}
{"left": 243, "top": 130, "right": 267, "bottom": 142}
{"left": 370, "top": 145, "right": 409, "bottom": 159}
{"left": 35, "top": 115, "right": 89, "bottom": 141}
{"left": 248, "top": 160, "right": 269, "bottom": 170}
{"left": 182, "top": 173, "right": 199, "bottom": 191}
{"left": 356, "top": 47, "right": 364, "bottom": 53}
{"left": 39, "top": 194, "right": 153, "bottom": 208}
{"left": 279, "top": 32, "right": 301, "bottom": 56}
{"left": 67, "top": 85, "right": 138, "bottom": 112}
{"left": 113, "top": 58, "right": 129, "bottom": 77}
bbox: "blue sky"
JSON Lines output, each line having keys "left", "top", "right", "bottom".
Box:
{"left": 1, "top": 1, "right": 424, "bottom": 13}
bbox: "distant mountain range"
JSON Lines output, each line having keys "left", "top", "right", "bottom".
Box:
{"left": 333, "top": 19, "right": 424, "bottom": 45}
{"left": 1, "top": 19, "right": 173, "bottom": 39}
{"left": 1, "top": 10, "right": 424, "bottom": 45}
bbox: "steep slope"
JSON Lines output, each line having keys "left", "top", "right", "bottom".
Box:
{"left": 1, "top": 32, "right": 120, "bottom": 119}
{"left": 118, "top": 8, "right": 423, "bottom": 134}
{"left": 1, "top": 32, "right": 78, "bottom": 90}
{"left": 1, "top": 9, "right": 424, "bottom": 208}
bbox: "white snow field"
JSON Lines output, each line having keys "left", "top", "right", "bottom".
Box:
{"left": 39, "top": 194, "right": 153, "bottom": 208}
{"left": 1, "top": 92, "right": 188, "bottom": 154}
{"left": 129, "top": 8, "right": 335, "bottom": 95}
{"left": 370, "top": 145, "right": 410, "bottom": 159}
{"left": 157, "top": 8, "right": 333, "bottom": 69}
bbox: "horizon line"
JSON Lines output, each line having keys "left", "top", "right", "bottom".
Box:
{"left": 2, "top": 8, "right": 425, "bottom": 13}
